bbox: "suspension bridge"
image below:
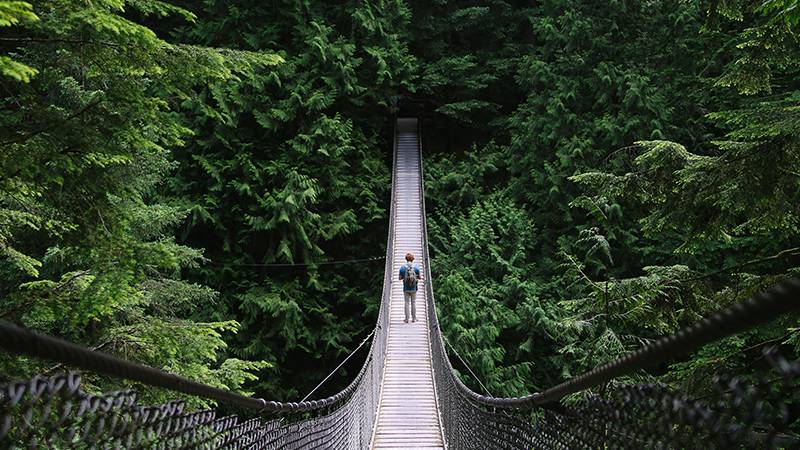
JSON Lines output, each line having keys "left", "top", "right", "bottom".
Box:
{"left": 2, "top": 117, "right": 800, "bottom": 449}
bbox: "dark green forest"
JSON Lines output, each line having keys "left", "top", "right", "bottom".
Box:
{"left": 1, "top": 0, "right": 798, "bottom": 407}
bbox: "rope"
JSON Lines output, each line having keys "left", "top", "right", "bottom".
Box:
{"left": 301, "top": 326, "right": 378, "bottom": 402}
{"left": 442, "top": 333, "right": 493, "bottom": 397}
{"left": 0, "top": 321, "right": 273, "bottom": 412}
{"left": 466, "top": 276, "right": 800, "bottom": 408}
{"left": 209, "top": 256, "right": 385, "bottom": 267}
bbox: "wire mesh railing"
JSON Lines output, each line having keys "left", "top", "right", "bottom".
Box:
{"left": 424, "top": 273, "right": 800, "bottom": 449}
{"left": 410, "top": 98, "right": 800, "bottom": 448}
{"left": 0, "top": 266, "right": 390, "bottom": 450}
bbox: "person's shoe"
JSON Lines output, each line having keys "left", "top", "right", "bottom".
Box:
{"left": 404, "top": 319, "right": 409, "bottom": 323}
{"left": 413, "top": 319, "right": 418, "bottom": 322}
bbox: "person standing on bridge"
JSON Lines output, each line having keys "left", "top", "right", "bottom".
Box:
{"left": 399, "top": 252, "right": 422, "bottom": 323}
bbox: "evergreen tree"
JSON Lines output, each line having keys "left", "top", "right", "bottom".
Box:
{"left": 506, "top": 0, "right": 716, "bottom": 281}
{"left": 422, "top": 0, "right": 797, "bottom": 396}
{"left": 0, "top": 1, "right": 37, "bottom": 81}
{"left": 0, "top": 0, "right": 276, "bottom": 403}
{"left": 565, "top": 0, "right": 800, "bottom": 395}
{"left": 406, "top": 0, "right": 534, "bottom": 151}
{"left": 425, "top": 149, "right": 561, "bottom": 396}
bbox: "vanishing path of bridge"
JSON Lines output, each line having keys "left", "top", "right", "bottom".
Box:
{"left": 371, "top": 118, "right": 445, "bottom": 449}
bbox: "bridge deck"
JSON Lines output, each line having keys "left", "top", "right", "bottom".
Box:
{"left": 370, "top": 118, "right": 445, "bottom": 450}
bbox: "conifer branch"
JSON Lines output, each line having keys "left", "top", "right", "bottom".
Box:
{"left": 587, "top": 198, "right": 609, "bottom": 220}
{"left": 53, "top": 269, "right": 93, "bottom": 292}
{"left": 0, "top": 37, "right": 121, "bottom": 47}
{"left": 681, "top": 247, "right": 800, "bottom": 282}
{"left": 564, "top": 253, "right": 608, "bottom": 294}
{"left": 0, "top": 98, "right": 103, "bottom": 147}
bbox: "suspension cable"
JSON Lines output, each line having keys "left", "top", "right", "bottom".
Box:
{"left": 441, "top": 333, "right": 493, "bottom": 397}
{"left": 300, "top": 326, "right": 378, "bottom": 402}
{"left": 0, "top": 319, "right": 383, "bottom": 415}
{"left": 469, "top": 276, "right": 800, "bottom": 408}
{"left": 210, "top": 256, "right": 385, "bottom": 267}
{"left": 0, "top": 320, "right": 272, "bottom": 412}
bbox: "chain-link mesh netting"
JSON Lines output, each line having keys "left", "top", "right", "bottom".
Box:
{"left": 414, "top": 126, "right": 800, "bottom": 449}
{"left": 1, "top": 272, "right": 388, "bottom": 450}
{"left": 569, "top": 356, "right": 794, "bottom": 449}
{"left": 0, "top": 283, "right": 387, "bottom": 450}
{"left": 0, "top": 370, "right": 381, "bottom": 449}
{"left": 429, "top": 294, "right": 800, "bottom": 449}
{"left": 424, "top": 247, "right": 800, "bottom": 449}
{"left": 1, "top": 261, "right": 388, "bottom": 450}
{"left": 533, "top": 352, "right": 800, "bottom": 450}
{"left": 1, "top": 372, "right": 268, "bottom": 449}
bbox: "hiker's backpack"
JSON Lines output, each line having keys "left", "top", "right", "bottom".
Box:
{"left": 403, "top": 263, "right": 418, "bottom": 289}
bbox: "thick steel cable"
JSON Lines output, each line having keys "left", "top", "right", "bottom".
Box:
{"left": 0, "top": 117, "right": 394, "bottom": 444}
{"left": 0, "top": 321, "right": 272, "bottom": 412}
{"left": 415, "top": 119, "right": 800, "bottom": 448}
{"left": 5, "top": 111, "right": 797, "bottom": 448}
{"left": 464, "top": 276, "right": 800, "bottom": 408}
{"left": 0, "top": 117, "right": 387, "bottom": 449}
{"left": 406, "top": 115, "right": 800, "bottom": 441}
{"left": 0, "top": 318, "right": 381, "bottom": 416}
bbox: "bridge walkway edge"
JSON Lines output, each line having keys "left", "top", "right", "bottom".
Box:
{"left": 370, "top": 117, "right": 446, "bottom": 450}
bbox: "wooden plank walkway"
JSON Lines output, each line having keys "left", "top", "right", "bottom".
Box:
{"left": 370, "top": 118, "right": 445, "bottom": 450}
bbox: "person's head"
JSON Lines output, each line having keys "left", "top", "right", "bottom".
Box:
{"left": 405, "top": 252, "right": 414, "bottom": 262}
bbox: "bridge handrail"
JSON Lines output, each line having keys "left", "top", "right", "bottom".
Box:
{"left": 0, "top": 292, "right": 386, "bottom": 417}
{"left": 0, "top": 123, "right": 402, "bottom": 413}
{"left": 0, "top": 121, "right": 399, "bottom": 449}
{"left": 436, "top": 277, "right": 800, "bottom": 409}
{"left": 413, "top": 112, "right": 800, "bottom": 411}
{"left": 412, "top": 111, "right": 800, "bottom": 448}
{"left": 0, "top": 320, "right": 272, "bottom": 410}
{"left": 4, "top": 112, "right": 800, "bottom": 449}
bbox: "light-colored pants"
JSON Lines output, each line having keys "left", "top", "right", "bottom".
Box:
{"left": 404, "top": 290, "right": 417, "bottom": 322}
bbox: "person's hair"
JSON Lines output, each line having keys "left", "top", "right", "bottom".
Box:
{"left": 405, "top": 252, "right": 414, "bottom": 262}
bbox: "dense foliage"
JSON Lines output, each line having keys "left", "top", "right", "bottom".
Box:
{"left": 0, "top": 0, "right": 284, "bottom": 405}
{"left": 1, "top": 0, "right": 798, "bottom": 409}
{"left": 421, "top": 0, "right": 799, "bottom": 400}
{"left": 158, "top": 0, "right": 416, "bottom": 399}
